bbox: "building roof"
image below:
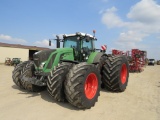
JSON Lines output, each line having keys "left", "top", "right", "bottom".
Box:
{"left": 0, "top": 42, "right": 49, "bottom": 50}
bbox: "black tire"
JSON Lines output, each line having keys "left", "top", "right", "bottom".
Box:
{"left": 21, "top": 61, "right": 46, "bottom": 92}
{"left": 12, "top": 61, "right": 28, "bottom": 89}
{"left": 47, "top": 62, "right": 73, "bottom": 102}
{"left": 96, "top": 55, "right": 108, "bottom": 88}
{"left": 101, "top": 55, "right": 129, "bottom": 92}
{"left": 97, "top": 55, "right": 108, "bottom": 70}
{"left": 127, "top": 56, "right": 132, "bottom": 62}
{"left": 64, "top": 63, "right": 101, "bottom": 109}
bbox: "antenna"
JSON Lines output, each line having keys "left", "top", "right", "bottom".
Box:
{"left": 93, "top": 30, "right": 96, "bottom": 37}
{"left": 49, "top": 39, "right": 51, "bottom": 46}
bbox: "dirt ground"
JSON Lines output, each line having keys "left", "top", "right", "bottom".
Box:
{"left": 0, "top": 64, "right": 159, "bottom": 120}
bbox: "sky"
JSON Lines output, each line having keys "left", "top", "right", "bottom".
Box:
{"left": 0, "top": 0, "right": 160, "bottom": 60}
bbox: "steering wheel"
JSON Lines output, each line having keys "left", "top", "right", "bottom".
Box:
{"left": 70, "top": 45, "right": 76, "bottom": 49}
{"left": 82, "top": 47, "right": 90, "bottom": 54}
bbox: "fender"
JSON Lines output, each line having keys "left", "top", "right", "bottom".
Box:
{"left": 87, "top": 52, "right": 107, "bottom": 64}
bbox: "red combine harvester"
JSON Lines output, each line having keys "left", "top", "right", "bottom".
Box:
{"left": 127, "top": 49, "right": 147, "bottom": 72}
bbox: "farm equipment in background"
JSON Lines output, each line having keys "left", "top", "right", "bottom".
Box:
{"left": 111, "top": 48, "right": 148, "bottom": 72}
{"left": 112, "top": 49, "right": 133, "bottom": 65}
{"left": 5, "top": 57, "right": 21, "bottom": 66}
{"left": 112, "top": 49, "right": 125, "bottom": 55}
{"left": 148, "top": 59, "right": 155, "bottom": 66}
{"left": 12, "top": 31, "right": 129, "bottom": 109}
{"left": 127, "top": 49, "right": 147, "bottom": 72}
{"left": 11, "top": 58, "right": 21, "bottom": 67}
{"left": 5, "top": 57, "right": 11, "bottom": 65}
{"left": 157, "top": 60, "right": 160, "bottom": 65}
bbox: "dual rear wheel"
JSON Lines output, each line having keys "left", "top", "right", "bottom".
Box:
{"left": 101, "top": 55, "right": 129, "bottom": 92}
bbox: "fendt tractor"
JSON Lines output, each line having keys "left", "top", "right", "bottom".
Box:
{"left": 12, "top": 31, "right": 129, "bottom": 109}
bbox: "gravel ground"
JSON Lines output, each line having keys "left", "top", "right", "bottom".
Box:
{"left": 0, "top": 64, "right": 159, "bottom": 120}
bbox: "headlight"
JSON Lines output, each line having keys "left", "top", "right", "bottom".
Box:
{"left": 39, "top": 62, "right": 45, "bottom": 69}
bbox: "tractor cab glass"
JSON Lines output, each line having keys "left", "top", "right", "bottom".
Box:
{"left": 63, "top": 36, "right": 80, "bottom": 50}
{"left": 83, "top": 35, "right": 96, "bottom": 51}
{"left": 63, "top": 35, "right": 96, "bottom": 61}
{"left": 82, "top": 39, "right": 93, "bottom": 50}
{"left": 64, "top": 36, "right": 95, "bottom": 51}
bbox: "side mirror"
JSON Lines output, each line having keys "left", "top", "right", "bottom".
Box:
{"left": 49, "top": 40, "right": 51, "bottom": 46}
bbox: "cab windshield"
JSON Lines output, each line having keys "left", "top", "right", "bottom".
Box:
{"left": 63, "top": 36, "right": 94, "bottom": 50}
{"left": 63, "top": 36, "right": 80, "bottom": 49}
{"left": 82, "top": 39, "right": 92, "bottom": 50}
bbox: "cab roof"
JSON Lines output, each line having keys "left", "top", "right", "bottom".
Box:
{"left": 62, "top": 32, "right": 96, "bottom": 39}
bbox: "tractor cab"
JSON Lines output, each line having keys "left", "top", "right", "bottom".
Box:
{"left": 62, "top": 32, "right": 97, "bottom": 61}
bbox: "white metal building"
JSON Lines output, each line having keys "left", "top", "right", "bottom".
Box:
{"left": 0, "top": 42, "right": 49, "bottom": 63}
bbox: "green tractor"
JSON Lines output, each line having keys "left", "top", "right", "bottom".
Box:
{"left": 12, "top": 32, "right": 129, "bottom": 109}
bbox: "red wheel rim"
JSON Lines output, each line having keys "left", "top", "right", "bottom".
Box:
{"left": 85, "top": 73, "right": 98, "bottom": 99}
{"left": 120, "top": 64, "right": 127, "bottom": 84}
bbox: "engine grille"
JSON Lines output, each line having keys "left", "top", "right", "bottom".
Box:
{"left": 33, "top": 49, "right": 56, "bottom": 67}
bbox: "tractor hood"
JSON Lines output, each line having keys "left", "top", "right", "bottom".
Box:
{"left": 33, "top": 49, "right": 56, "bottom": 68}
{"left": 33, "top": 48, "right": 74, "bottom": 72}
